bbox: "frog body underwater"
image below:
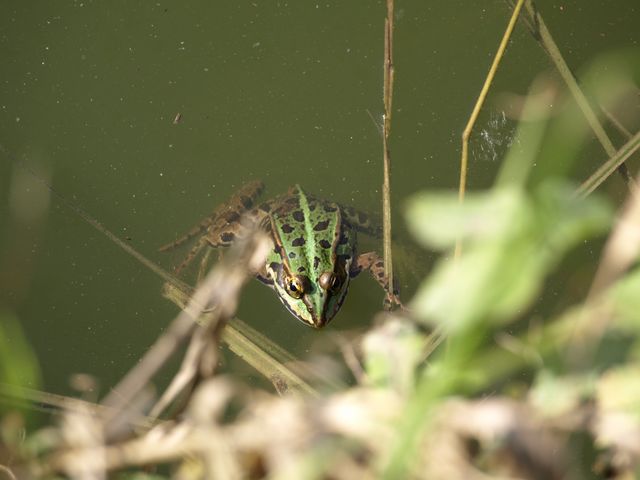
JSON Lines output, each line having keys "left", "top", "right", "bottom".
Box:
{"left": 160, "top": 181, "right": 399, "bottom": 328}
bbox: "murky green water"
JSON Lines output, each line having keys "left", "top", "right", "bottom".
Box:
{"left": 1, "top": 1, "right": 638, "bottom": 394}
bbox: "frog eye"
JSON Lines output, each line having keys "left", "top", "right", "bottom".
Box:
{"left": 319, "top": 271, "right": 342, "bottom": 293}
{"left": 286, "top": 275, "right": 305, "bottom": 299}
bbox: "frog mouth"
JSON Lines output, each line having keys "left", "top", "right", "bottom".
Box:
{"left": 275, "top": 294, "right": 326, "bottom": 329}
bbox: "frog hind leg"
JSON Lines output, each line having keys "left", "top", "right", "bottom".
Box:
{"left": 159, "top": 180, "right": 265, "bottom": 253}
{"left": 170, "top": 236, "right": 210, "bottom": 274}
{"left": 350, "top": 251, "right": 402, "bottom": 310}
{"left": 160, "top": 180, "right": 265, "bottom": 275}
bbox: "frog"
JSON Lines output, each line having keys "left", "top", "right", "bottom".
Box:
{"left": 159, "top": 181, "right": 401, "bottom": 328}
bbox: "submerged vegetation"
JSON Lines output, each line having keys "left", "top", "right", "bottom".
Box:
{"left": 2, "top": 1, "right": 640, "bottom": 478}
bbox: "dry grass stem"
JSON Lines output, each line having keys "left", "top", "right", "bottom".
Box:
{"left": 101, "top": 229, "right": 270, "bottom": 424}
{"left": 576, "top": 129, "right": 640, "bottom": 198}
{"left": 38, "top": 384, "right": 639, "bottom": 478}
{"left": 0, "top": 465, "right": 17, "bottom": 480}
{"left": 382, "top": 0, "right": 395, "bottom": 299}
{"left": 455, "top": 0, "right": 525, "bottom": 259}
{"left": 515, "top": 0, "right": 635, "bottom": 193}
{"left": 162, "top": 282, "right": 320, "bottom": 396}
{"left": 602, "top": 106, "right": 633, "bottom": 139}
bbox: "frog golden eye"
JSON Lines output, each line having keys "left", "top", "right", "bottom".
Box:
{"left": 319, "top": 272, "right": 342, "bottom": 293}
{"left": 286, "top": 275, "right": 305, "bottom": 299}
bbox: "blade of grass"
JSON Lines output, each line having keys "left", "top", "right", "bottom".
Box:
{"left": 513, "top": 0, "right": 635, "bottom": 193}
{"left": 456, "top": 0, "right": 525, "bottom": 259}
{"left": 576, "top": 129, "right": 640, "bottom": 198}
{"left": 101, "top": 232, "right": 272, "bottom": 416}
{"left": 602, "top": 106, "right": 633, "bottom": 139}
{"left": 162, "top": 282, "right": 321, "bottom": 397}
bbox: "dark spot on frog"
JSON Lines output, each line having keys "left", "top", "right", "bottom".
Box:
{"left": 313, "top": 220, "right": 330, "bottom": 231}
{"left": 324, "top": 204, "right": 338, "bottom": 213}
{"left": 292, "top": 210, "right": 305, "bottom": 222}
{"left": 224, "top": 211, "right": 240, "bottom": 223}
{"left": 269, "top": 261, "right": 281, "bottom": 272}
{"left": 338, "top": 233, "right": 349, "bottom": 245}
{"left": 297, "top": 266, "right": 306, "bottom": 272}
{"left": 220, "top": 232, "right": 236, "bottom": 243}
{"left": 292, "top": 237, "right": 305, "bottom": 247}
{"left": 281, "top": 223, "right": 294, "bottom": 233}
{"left": 319, "top": 239, "right": 331, "bottom": 249}
{"left": 288, "top": 251, "right": 296, "bottom": 259}
{"left": 375, "top": 261, "right": 384, "bottom": 268}
{"left": 259, "top": 203, "right": 271, "bottom": 213}
{"left": 240, "top": 196, "right": 253, "bottom": 209}
{"left": 308, "top": 202, "right": 317, "bottom": 211}
{"left": 313, "top": 256, "right": 320, "bottom": 269}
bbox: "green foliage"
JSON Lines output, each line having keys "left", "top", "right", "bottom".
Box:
{"left": 608, "top": 266, "right": 640, "bottom": 328}
{"left": 0, "top": 311, "right": 41, "bottom": 404}
{"left": 362, "top": 318, "right": 428, "bottom": 395}
{"left": 405, "top": 181, "right": 611, "bottom": 334}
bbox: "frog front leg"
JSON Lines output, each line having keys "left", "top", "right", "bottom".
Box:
{"left": 350, "top": 251, "right": 402, "bottom": 310}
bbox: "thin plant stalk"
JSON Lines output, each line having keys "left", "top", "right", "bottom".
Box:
{"left": 455, "top": 0, "right": 525, "bottom": 259}
{"left": 162, "top": 282, "right": 320, "bottom": 397}
{"left": 382, "top": 0, "right": 395, "bottom": 297}
{"left": 101, "top": 232, "right": 271, "bottom": 417}
{"left": 576, "top": 129, "right": 640, "bottom": 198}
{"left": 602, "top": 106, "right": 633, "bottom": 139}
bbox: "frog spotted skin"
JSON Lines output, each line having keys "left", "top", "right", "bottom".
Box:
{"left": 160, "top": 181, "right": 400, "bottom": 328}
{"left": 264, "top": 186, "right": 355, "bottom": 327}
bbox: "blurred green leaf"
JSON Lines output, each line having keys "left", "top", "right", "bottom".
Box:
{"left": 407, "top": 181, "right": 611, "bottom": 334}
{"left": 597, "top": 364, "right": 640, "bottom": 420}
{"left": 529, "top": 370, "right": 596, "bottom": 418}
{"left": 362, "top": 318, "right": 428, "bottom": 395}
{"left": 405, "top": 187, "right": 528, "bottom": 250}
{"left": 114, "top": 474, "right": 169, "bottom": 480}
{"left": 608, "top": 266, "right": 640, "bottom": 328}
{"left": 0, "top": 311, "right": 41, "bottom": 407}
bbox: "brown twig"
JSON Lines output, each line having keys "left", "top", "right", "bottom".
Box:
{"left": 382, "top": 0, "right": 395, "bottom": 301}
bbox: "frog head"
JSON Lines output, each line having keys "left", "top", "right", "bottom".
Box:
{"left": 265, "top": 187, "right": 355, "bottom": 328}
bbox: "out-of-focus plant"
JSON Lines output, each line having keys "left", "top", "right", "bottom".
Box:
{"left": 0, "top": 311, "right": 41, "bottom": 470}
